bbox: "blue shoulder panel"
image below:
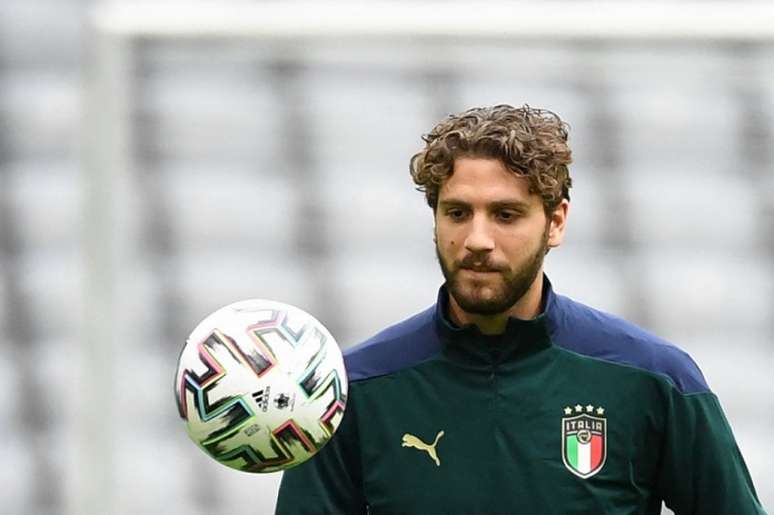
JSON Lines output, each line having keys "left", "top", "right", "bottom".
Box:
{"left": 546, "top": 293, "right": 710, "bottom": 395}
{"left": 343, "top": 306, "right": 441, "bottom": 382}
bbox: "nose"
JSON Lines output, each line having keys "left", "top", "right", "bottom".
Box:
{"left": 464, "top": 215, "right": 495, "bottom": 254}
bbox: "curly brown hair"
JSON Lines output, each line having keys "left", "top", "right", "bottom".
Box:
{"left": 410, "top": 104, "right": 572, "bottom": 214}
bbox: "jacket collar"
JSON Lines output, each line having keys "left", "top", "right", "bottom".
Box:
{"left": 434, "top": 275, "right": 555, "bottom": 367}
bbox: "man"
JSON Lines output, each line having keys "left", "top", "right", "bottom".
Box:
{"left": 276, "top": 105, "right": 766, "bottom": 514}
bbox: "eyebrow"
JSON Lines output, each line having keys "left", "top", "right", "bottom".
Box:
{"left": 438, "top": 198, "right": 532, "bottom": 211}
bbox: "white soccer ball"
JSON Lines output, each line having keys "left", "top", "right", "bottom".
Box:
{"left": 174, "top": 299, "right": 348, "bottom": 473}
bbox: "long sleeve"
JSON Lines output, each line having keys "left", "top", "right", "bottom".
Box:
{"left": 656, "top": 390, "right": 766, "bottom": 514}
{"left": 275, "top": 397, "right": 367, "bottom": 515}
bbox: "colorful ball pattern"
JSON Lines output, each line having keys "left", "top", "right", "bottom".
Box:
{"left": 174, "top": 299, "right": 348, "bottom": 473}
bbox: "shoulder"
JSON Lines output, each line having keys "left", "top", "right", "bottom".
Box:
{"left": 343, "top": 305, "right": 441, "bottom": 383}
{"left": 547, "top": 293, "right": 710, "bottom": 394}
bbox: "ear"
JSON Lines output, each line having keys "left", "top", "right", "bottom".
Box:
{"left": 547, "top": 199, "right": 569, "bottom": 249}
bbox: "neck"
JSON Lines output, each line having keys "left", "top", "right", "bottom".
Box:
{"left": 448, "top": 272, "right": 545, "bottom": 335}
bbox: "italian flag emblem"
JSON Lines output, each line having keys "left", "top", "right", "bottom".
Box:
{"left": 561, "top": 405, "right": 607, "bottom": 479}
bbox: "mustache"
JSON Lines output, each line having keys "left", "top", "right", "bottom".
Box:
{"left": 457, "top": 254, "right": 506, "bottom": 272}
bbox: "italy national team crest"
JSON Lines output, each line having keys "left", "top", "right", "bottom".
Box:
{"left": 561, "top": 404, "right": 606, "bottom": 479}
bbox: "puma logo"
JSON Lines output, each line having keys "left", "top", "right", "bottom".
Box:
{"left": 401, "top": 430, "right": 445, "bottom": 466}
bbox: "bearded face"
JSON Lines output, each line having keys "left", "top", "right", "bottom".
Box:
{"left": 436, "top": 222, "right": 549, "bottom": 315}
{"left": 434, "top": 157, "right": 562, "bottom": 319}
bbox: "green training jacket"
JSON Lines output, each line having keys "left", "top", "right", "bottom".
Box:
{"left": 276, "top": 276, "right": 765, "bottom": 514}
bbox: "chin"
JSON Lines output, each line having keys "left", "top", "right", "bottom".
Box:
{"left": 455, "top": 288, "right": 510, "bottom": 315}
{"left": 464, "top": 281, "right": 503, "bottom": 299}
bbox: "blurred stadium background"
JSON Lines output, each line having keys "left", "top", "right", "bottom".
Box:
{"left": 0, "top": 1, "right": 772, "bottom": 514}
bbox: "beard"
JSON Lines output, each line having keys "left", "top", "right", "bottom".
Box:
{"left": 436, "top": 226, "right": 549, "bottom": 316}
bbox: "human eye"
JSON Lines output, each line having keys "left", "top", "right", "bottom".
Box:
{"left": 496, "top": 210, "right": 521, "bottom": 223}
{"left": 445, "top": 207, "right": 468, "bottom": 222}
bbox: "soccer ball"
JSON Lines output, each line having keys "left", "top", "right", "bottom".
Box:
{"left": 174, "top": 299, "right": 348, "bottom": 473}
